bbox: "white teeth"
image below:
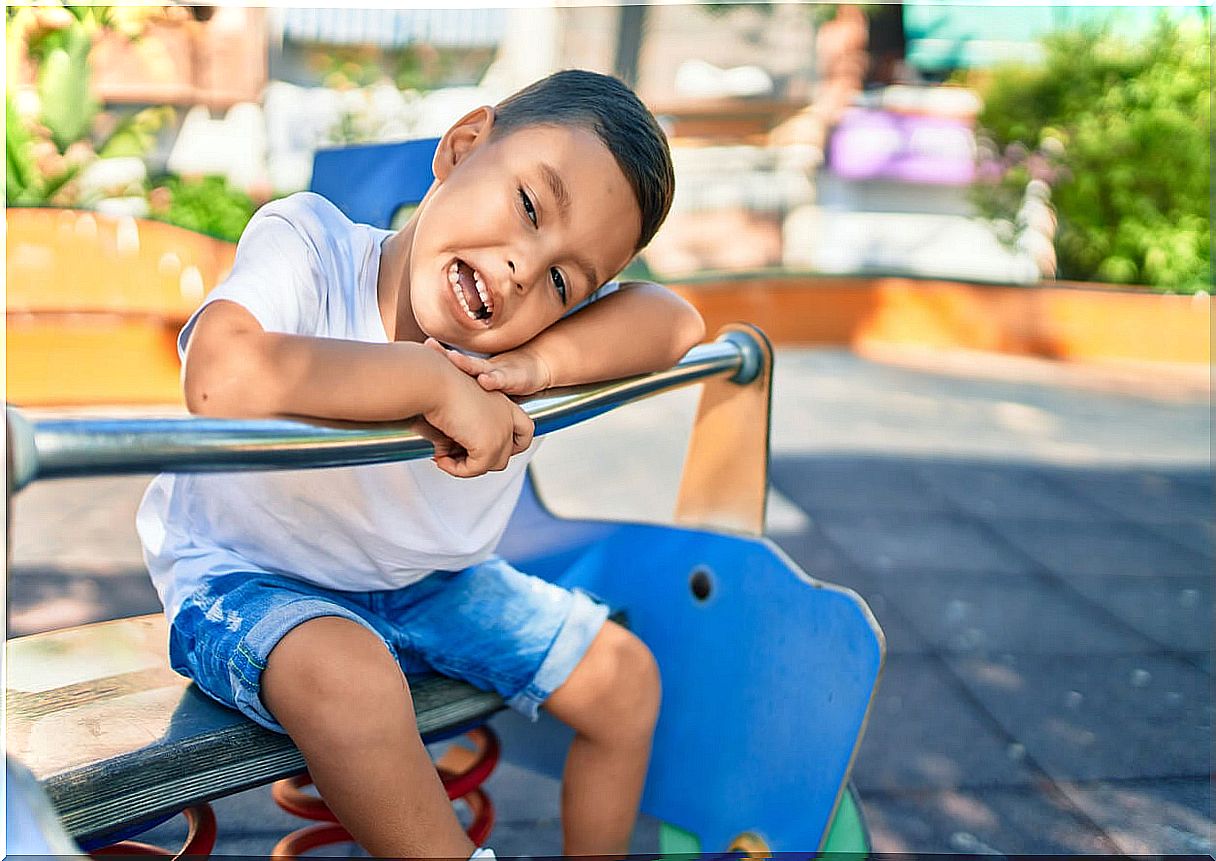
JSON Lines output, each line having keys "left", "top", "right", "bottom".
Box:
{"left": 471, "top": 268, "right": 493, "bottom": 312}
{"left": 448, "top": 260, "right": 492, "bottom": 322}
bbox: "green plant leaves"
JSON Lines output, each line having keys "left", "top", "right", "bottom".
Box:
{"left": 37, "top": 21, "right": 98, "bottom": 152}
{"left": 6, "top": 92, "right": 36, "bottom": 200}
{"left": 974, "top": 16, "right": 1210, "bottom": 292}
{"left": 98, "top": 106, "right": 175, "bottom": 158}
{"left": 148, "top": 175, "right": 257, "bottom": 242}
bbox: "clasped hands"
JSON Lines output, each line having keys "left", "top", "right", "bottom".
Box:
{"left": 416, "top": 338, "right": 553, "bottom": 478}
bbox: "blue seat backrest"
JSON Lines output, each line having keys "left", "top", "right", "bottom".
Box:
{"left": 308, "top": 138, "right": 441, "bottom": 229}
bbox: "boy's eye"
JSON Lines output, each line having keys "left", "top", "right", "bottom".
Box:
{"left": 550, "top": 268, "right": 567, "bottom": 303}
{"left": 518, "top": 187, "right": 537, "bottom": 226}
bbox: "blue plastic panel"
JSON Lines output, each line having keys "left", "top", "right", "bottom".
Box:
{"left": 309, "top": 137, "right": 440, "bottom": 228}
{"left": 493, "top": 478, "right": 885, "bottom": 852}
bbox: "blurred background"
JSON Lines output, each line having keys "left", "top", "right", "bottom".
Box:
{"left": 6, "top": 1, "right": 1212, "bottom": 856}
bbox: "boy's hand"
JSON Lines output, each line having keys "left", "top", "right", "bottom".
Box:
{"left": 424, "top": 338, "right": 553, "bottom": 396}
{"left": 422, "top": 358, "right": 534, "bottom": 478}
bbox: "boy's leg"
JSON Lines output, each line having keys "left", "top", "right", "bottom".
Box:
{"left": 261, "top": 616, "right": 475, "bottom": 860}
{"left": 542, "top": 621, "right": 662, "bottom": 856}
{"left": 380, "top": 560, "right": 660, "bottom": 856}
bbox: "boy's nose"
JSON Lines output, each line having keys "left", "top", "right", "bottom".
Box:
{"left": 507, "top": 258, "right": 541, "bottom": 294}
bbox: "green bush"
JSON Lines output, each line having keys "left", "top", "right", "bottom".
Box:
{"left": 147, "top": 175, "right": 257, "bottom": 243}
{"left": 973, "top": 16, "right": 1209, "bottom": 292}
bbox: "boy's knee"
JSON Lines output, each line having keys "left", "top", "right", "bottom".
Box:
{"left": 570, "top": 623, "right": 662, "bottom": 740}
{"left": 263, "top": 616, "right": 413, "bottom": 739}
{"left": 618, "top": 629, "right": 661, "bottom": 710}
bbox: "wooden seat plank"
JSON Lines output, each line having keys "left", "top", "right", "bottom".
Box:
{"left": 5, "top": 614, "right": 504, "bottom": 843}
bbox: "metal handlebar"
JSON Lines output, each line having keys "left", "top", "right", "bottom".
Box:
{"left": 6, "top": 331, "right": 764, "bottom": 494}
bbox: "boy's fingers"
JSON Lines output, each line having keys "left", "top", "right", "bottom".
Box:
{"left": 476, "top": 370, "right": 505, "bottom": 391}
{"left": 456, "top": 449, "right": 502, "bottom": 476}
{"left": 510, "top": 404, "right": 534, "bottom": 454}
{"left": 436, "top": 444, "right": 492, "bottom": 478}
{"left": 480, "top": 368, "right": 538, "bottom": 396}
{"left": 455, "top": 353, "right": 495, "bottom": 376}
{"left": 415, "top": 420, "right": 457, "bottom": 451}
{"left": 415, "top": 420, "right": 473, "bottom": 476}
{"left": 422, "top": 338, "right": 486, "bottom": 377}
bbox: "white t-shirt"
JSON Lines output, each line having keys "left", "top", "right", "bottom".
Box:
{"left": 137, "top": 192, "right": 613, "bottom": 621}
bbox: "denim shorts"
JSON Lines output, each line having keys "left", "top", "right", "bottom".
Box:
{"left": 167, "top": 557, "right": 610, "bottom": 733}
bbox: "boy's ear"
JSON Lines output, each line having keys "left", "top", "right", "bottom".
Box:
{"left": 433, "top": 105, "right": 496, "bottom": 182}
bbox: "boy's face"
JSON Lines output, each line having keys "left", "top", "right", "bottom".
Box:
{"left": 403, "top": 112, "right": 642, "bottom": 353}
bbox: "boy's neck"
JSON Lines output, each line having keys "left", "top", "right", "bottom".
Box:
{"left": 377, "top": 223, "right": 427, "bottom": 343}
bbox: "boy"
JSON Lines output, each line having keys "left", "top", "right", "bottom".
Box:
{"left": 136, "top": 70, "right": 704, "bottom": 858}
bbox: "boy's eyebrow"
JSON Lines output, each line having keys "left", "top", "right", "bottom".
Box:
{"left": 539, "top": 161, "right": 599, "bottom": 292}
{"left": 539, "top": 162, "right": 572, "bottom": 216}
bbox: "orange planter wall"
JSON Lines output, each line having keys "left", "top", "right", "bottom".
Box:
{"left": 6, "top": 209, "right": 1209, "bottom": 407}
{"left": 671, "top": 275, "right": 1211, "bottom": 365}
{"left": 6, "top": 208, "right": 235, "bottom": 406}
{"left": 7, "top": 313, "right": 186, "bottom": 405}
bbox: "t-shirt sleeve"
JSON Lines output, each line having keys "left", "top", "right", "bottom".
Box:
{"left": 176, "top": 211, "right": 325, "bottom": 360}
{"left": 562, "top": 280, "right": 620, "bottom": 318}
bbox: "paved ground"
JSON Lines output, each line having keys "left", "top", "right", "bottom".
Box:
{"left": 7, "top": 348, "right": 1212, "bottom": 856}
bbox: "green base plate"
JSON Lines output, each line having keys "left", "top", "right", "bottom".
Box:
{"left": 657, "top": 783, "right": 869, "bottom": 857}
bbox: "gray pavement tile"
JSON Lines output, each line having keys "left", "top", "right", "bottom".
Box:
{"left": 7, "top": 568, "right": 161, "bottom": 637}
{"left": 811, "top": 512, "right": 1033, "bottom": 576}
{"left": 486, "top": 814, "right": 660, "bottom": 857}
{"left": 1187, "top": 650, "right": 1212, "bottom": 674}
{"left": 851, "top": 656, "right": 1038, "bottom": 792}
{"left": 481, "top": 821, "right": 564, "bottom": 857}
{"left": 200, "top": 832, "right": 287, "bottom": 858}
{"left": 1138, "top": 516, "right": 1216, "bottom": 559}
{"left": 629, "top": 814, "right": 662, "bottom": 854}
{"left": 1054, "top": 778, "right": 1214, "bottom": 855}
{"left": 1050, "top": 468, "right": 1214, "bottom": 524}
{"left": 990, "top": 518, "right": 1210, "bottom": 579}
{"left": 132, "top": 782, "right": 311, "bottom": 854}
{"left": 1063, "top": 574, "right": 1212, "bottom": 654}
{"left": 914, "top": 461, "right": 1114, "bottom": 522}
{"left": 771, "top": 350, "right": 1209, "bottom": 466}
{"left": 208, "top": 783, "right": 313, "bottom": 834}
{"left": 849, "top": 588, "right": 933, "bottom": 656}
{"left": 770, "top": 456, "right": 953, "bottom": 514}
{"left": 771, "top": 534, "right": 932, "bottom": 655}
{"left": 861, "top": 785, "right": 1121, "bottom": 854}
{"left": 857, "top": 570, "right": 1161, "bottom": 656}
{"left": 946, "top": 653, "right": 1212, "bottom": 782}
{"left": 8, "top": 475, "right": 151, "bottom": 570}
{"left": 479, "top": 760, "right": 562, "bottom": 822}
{"left": 768, "top": 529, "right": 861, "bottom": 586}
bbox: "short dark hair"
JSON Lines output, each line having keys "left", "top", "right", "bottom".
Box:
{"left": 492, "top": 69, "right": 674, "bottom": 252}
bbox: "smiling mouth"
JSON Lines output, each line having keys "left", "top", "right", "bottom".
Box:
{"left": 447, "top": 260, "right": 493, "bottom": 323}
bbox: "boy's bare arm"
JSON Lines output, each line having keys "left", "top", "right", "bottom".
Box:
{"left": 185, "top": 300, "right": 453, "bottom": 420}
{"left": 527, "top": 282, "right": 705, "bottom": 387}
{"left": 184, "top": 300, "right": 533, "bottom": 476}
{"left": 432, "top": 282, "right": 705, "bottom": 395}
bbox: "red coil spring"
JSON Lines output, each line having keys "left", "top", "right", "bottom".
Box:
{"left": 90, "top": 803, "right": 217, "bottom": 859}
{"left": 270, "top": 726, "right": 500, "bottom": 858}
